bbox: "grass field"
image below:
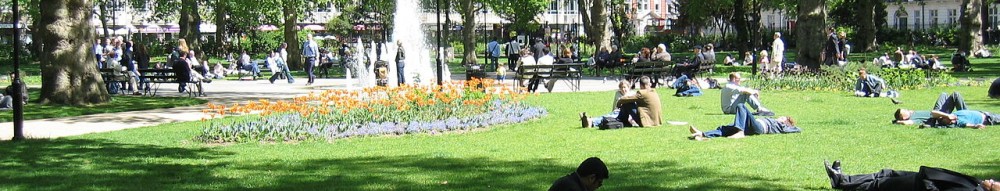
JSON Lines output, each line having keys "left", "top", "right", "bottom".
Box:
{"left": 0, "top": 89, "right": 207, "bottom": 122}
{"left": 1, "top": 84, "right": 998, "bottom": 190}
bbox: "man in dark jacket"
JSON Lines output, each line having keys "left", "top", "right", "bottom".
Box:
{"left": 549, "top": 157, "right": 609, "bottom": 191}
{"left": 823, "top": 160, "right": 999, "bottom": 191}
{"left": 533, "top": 38, "right": 548, "bottom": 60}
{"left": 823, "top": 27, "right": 841, "bottom": 66}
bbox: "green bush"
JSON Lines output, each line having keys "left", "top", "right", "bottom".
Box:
{"left": 744, "top": 62, "right": 957, "bottom": 92}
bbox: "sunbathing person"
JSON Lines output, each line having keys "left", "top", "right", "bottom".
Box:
{"left": 894, "top": 92, "right": 967, "bottom": 126}
{"left": 689, "top": 105, "right": 800, "bottom": 141}
{"left": 721, "top": 72, "right": 774, "bottom": 116}
{"left": 926, "top": 109, "right": 999, "bottom": 129}
{"left": 822, "top": 160, "right": 999, "bottom": 191}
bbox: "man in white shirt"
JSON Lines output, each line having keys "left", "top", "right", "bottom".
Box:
{"left": 240, "top": 50, "right": 261, "bottom": 77}
{"left": 771, "top": 32, "right": 785, "bottom": 74}
{"left": 529, "top": 47, "right": 555, "bottom": 92}
{"left": 721, "top": 72, "right": 774, "bottom": 116}
{"left": 94, "top": 39, "right": 104, "bottom": 69}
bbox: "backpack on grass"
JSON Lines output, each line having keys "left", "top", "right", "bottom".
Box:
{"left": 599, "top": 117, "right": 623, "bottom": 130}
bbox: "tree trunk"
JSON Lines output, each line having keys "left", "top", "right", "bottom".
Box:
{"left": 98, "top": 1, "right": 109, "bottom": 43}
{"left": 578, "top": 0, "right": 610, "bottom": 51}
{"left": 733, "top": 0, "right": 750, "bottom": 64}
{"left": 856, "top": 0, "right": 878, "bottom": 52}
{"left": 283, "top": 0, "right": 302, "bottom": 70}
{"left": 958, "top": 0, "right": 983, "bottom": 54}
{"left": 215, "top": 0, "right": 228, "bottom": 57}
{"left": 179, "top": 0, "right": 202, "bottom": 55}
{"left": 459, "top": 0, "right": 477, "bottom": 65}
{"left": 38, "top": 0, "right": 110, "bottom": 105}
{"left": 795, "top": 0, "right": 827, "bottom": 70}
{"left": 30, "top": 0, "right": 43, "bottom": 59}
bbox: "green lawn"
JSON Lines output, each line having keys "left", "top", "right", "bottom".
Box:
{"left": 0, "top": 89, "right": 206, "bottom": 122}
{"left": 1, "top": 85, "right": 998, "bottom": 190}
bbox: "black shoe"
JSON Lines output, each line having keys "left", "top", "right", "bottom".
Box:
{"left": 824, "top": 160, "right": 843, "bottom": 189}
{"left": 269, "top": 79, "right": 275, "bottom": 84}
{"left": 891, "top": 98, "right": 903, "bottom": 105}
{"left": 580, "top": 112, "right": 590, "bottom": 128}
{"left": 204, "top": 79, "right": 212, "bottom": 83}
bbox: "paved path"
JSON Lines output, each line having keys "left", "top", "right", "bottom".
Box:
{"left": 0, "top": 74, "right": 631, "bottom": 140}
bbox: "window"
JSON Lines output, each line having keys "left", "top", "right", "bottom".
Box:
{"left": 639, "top": 0, "right": 648, "bottom": 11}
{"left": 990, "top": 7, "right": 999, "bottom": 27}
{"left": 914, "top": 10, "right": 922, "bottom": 30}
{"left": 948, "top": 9, "right": 958, "bottom": 26}
{"left": 317, "top": 2, "right": 332, "bottom": 12}
{"left": 549, "top": 1, "right": 557, "bottom": 13}
{"left": 896, "top": 10, "right": 909, "bottom": 30}
{"left": 930, "top": 10, "right": 939, "bottom": 28}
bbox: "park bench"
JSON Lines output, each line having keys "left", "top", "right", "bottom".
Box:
{"left": 623, "top": 61, "right": 674, "bottom": 87}
{"left": 319, "top": 57, "right": 344, "bottom": 78}
{"left": 138, "top": 68, "right": 203, "bottom": 97}
{"left": 98, "top": 68, "right": 130, "bottom": 94}
{"left": 516, "top": 63, "right": 585, "bottom": 92}
{"left": 235, "top": 59, "right": 272, "bottom": 80}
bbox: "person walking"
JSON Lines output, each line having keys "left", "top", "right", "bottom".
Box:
{"left": 302, "top": 34, "right": 319, "bottom": 85}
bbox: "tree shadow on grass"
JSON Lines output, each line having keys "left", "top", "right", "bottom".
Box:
{"left": 238, "top": 155, "right": 797, "bottom": 190}
{"left": 0, "top": 139, "right": 235, "bottom": 190}
{"left": 960, "top": 159, "right": 1000, "bottom": 179}
{"left": 0, "top": 139, "right": 804, "bottom": 190}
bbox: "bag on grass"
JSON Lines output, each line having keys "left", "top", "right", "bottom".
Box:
{"left": 599, "top": 117, "right": 623, "bottom": 130}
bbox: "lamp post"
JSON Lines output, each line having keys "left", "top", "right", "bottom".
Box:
{"left": 920, "top": 0, "right": 926, "bottom": 31}
{"left": 436, "top": 0, "right": 443, "bottom": 85}
{"left": 11, "top": 0, "right": 24, "bottom": 140}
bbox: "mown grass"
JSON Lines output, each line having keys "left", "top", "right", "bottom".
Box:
{"left": 1, "top": 84, "right": 998, "bottom": 190}
{"left": 0, "top": 89, "right": 207, "bottom": 122}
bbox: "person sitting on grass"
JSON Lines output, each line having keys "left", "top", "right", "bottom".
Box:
{"left": 894, "top": 92, "right": 967, "bottom": 126}
{"left": 581, "top": 80, "right": 636, "bottom": 128}
{"left": 615, "top": 76, "right": 662, "bottom": 127}
{"left": 721, "top": 72, "right": 775, "bottom": 116}
{"left": 854, "top": 69, "right": 887, "bottom": 97}
{"left": 689, "top": 105, "right": 800, "bottom": 141}
{"left": 822, "top": 160, "right": 1000, "bottom": 191}
{"left": 672, "top": 73, "right": 702, "bottom": 97}
{"left": 974, "top": 45, "right": 992, "bottom": 58}
{"left": 548, "top": 157, "right": 609, "bottom": 191}
{"left": 925, "top": 109, "right": 999, "bottom": 129}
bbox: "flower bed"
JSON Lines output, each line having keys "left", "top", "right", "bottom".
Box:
{"left": 197, "top": 79, "right": 546, "bottom": 143}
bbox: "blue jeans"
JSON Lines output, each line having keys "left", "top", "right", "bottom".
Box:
{"left": 723, "top": 93, "right": 766, "bottom": 114}
{"left": 305, "top": 57, "right": 316, "bottom": 83}
{"left": 242, "top": 63, "right": 260, "bottom": 75}
{"left": 677, "top": 87, "right": 702, "bottom": 96}
{"left": 704, "top": 105, "right": 765, "bottom": 137}
{"left": 616, "top": 102, "right": 639, "bottom": 127}
{"left": 672, "top": 74, "right": 689, "bottom": 89}
{"left": 397, "top": 60, "right": 405, "bottom": 85}
{"left": 933, "top": 92, "right": 967, "bottom": 113}
{"left": 270, "top": 63, "right": 295, "bottom": 83}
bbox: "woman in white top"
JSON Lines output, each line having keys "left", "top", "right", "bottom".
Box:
{"left": 581, "top": 80, "right": 637, "bottom": 128}
{"left": 515, "top": 49, "right": 536, "bottom": 88}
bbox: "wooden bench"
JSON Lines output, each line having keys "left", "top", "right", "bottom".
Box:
{"left": 516, "top": 63, "right": 585, "bottom": 92}
{"left": 623, "top": 61, "right": 674, "bottom": 86}
{"left": 138, "top": 68, "right": 203, "bottom": 97}
{"left": 234, "top": 59, "right": 272, "bottom": 80}
{"left": 99, "top": 68, "right": 130, "bottom": 94}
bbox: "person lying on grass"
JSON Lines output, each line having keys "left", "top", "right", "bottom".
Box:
{"left": 923, "top": 109, "right": 999, "bottom": 129}
{"left": 822, "top": 160, "right": 1000, "bottom": 191}
{"left": 688, "top": 105, "right": 800, "bottom": 141}
{"left": 894, "top": 92, "right": 968, "bottom": 126}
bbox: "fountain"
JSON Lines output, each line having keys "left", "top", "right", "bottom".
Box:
{"left": 346, "top": 0, "right": 451, "bottom": 88}
{"left": 386, "top": 0, "right": 449, "bottom": 86}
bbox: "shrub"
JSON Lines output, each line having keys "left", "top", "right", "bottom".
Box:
{"left": 744, "top": 62, "right": 957, "bottom": 92}
{"left": 197, "top": 79, "right": 546, "bottom": 143}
